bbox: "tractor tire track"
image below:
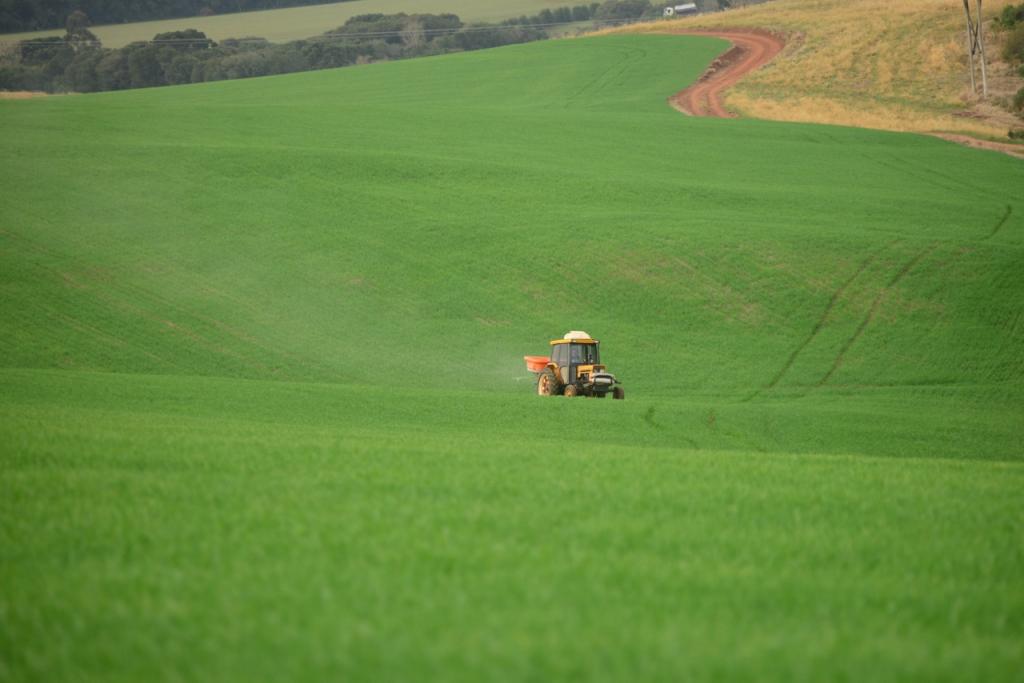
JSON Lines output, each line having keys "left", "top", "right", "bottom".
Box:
{"left": 984, "top": 205, "right": 1013, "bottom": 240}
{"left": 667, "top": 29, "right": 785, "bottom": 118}
{"left": 763, "top": 248, "right": 886, "bottom": 392}
{"left": 565, "top": 46, "right": 645, "bottom": 107}
{"left": 817, "top": 243, "right": 938, "bottom": 386}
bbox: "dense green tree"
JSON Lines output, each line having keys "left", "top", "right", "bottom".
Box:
{"left": 63, "top": 48, "right": 103, "bottom": 90}
{"left": 997, "top": 3, "right": 1024, "bottom": 29}
{"left": 594, "top": 0, "right": 652, "bottom": 21}
{"left": 164, "top": 53, "right": 197, "bottom": 84}
{"left": 125, "top": 43, "right": 163, "bottom": 88}
{"left": 571, "top": 5, "right": 598, "bottom": 21}
{"left": 94, "top": 49, "right": 129, "bottom": 90}
{"left": 64, "top": 8, "right": 87, "bottom": 32}
{"left": 220, "top": 36, "right": 271, "bottom": 51}
{"left": 18, "top": 35, "right": 69, "bottom": 65}
{"left": 300, "top": 40, "right": 358, "bottom": 69}
{"left": 0, "top": 63, "right": 44, "bottom": 90}
{"left": 152, "top": 29, "right": 216, "bottom": 51}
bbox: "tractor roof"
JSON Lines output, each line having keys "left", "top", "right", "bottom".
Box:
{"left": 550, "top": 330, "right": 597, "bottom": 345}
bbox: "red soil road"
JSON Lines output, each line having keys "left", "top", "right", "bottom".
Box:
{"left": 669, "top": 29, "right": 785, "bottom": 118}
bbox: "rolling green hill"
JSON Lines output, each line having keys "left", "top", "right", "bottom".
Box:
{"left": 1, "top": 34, "right": 1023, "bottom": 680}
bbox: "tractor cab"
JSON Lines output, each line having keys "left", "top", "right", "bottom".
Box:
{"left": 524, "top": 331, "right": 624, "bottom": 399}
{"left": 550, "top": 336, "right": 600, "bottom": 386}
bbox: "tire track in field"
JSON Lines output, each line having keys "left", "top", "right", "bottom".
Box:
{"left": 858, "top": 152, "right": 965, "bottom": 195}
{"left": 817, "top": 243, "right": 938, "bottom": 387}
{"left": 762, "top": 247, "right": 887, "bottom": 392}
{"left": 564, "top": 46, "right": 645, "bottom": 107}
{"left": 984, "top": 205, "right": 1013, "bottom": 240}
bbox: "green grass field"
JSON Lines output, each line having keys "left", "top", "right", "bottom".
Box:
{"left": 0, "top": 0, "right": 571, "bottom": 47}
{"left": 2, "top": 34, "right": 1023, "bottom": 680}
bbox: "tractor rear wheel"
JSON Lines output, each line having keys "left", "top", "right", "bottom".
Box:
{"left": 613, "top": 386, "right": 625, "bottom": 400}
{"left": 564, "top": 384, "right": 579, "bottom": 398}
{"left": 537, "top": 369, "right": 560, "bottom": 396}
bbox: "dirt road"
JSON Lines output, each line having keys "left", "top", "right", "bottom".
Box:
{"left": 932, "top": 133, "right": 1024, "bottom": 159}
{"left": 668, "top": 30, "right": 785, "bottom": 118}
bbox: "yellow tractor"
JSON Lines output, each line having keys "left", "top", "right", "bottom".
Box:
{"left": 524, "top": 331, "right": 625, "bottom": 399}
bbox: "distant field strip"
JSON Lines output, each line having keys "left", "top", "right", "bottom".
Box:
{"left": 0, "top": 0, "right": 569, "bottom": 46}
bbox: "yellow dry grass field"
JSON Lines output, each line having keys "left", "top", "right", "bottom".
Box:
{"left": 608, "top": 0, "right": 1024, "bottom": 139}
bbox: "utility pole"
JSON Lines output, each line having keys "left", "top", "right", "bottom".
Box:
{"left": 962, "top": 0, "right": 988, "bottom": 98}
{"left": 977, "top": 0, "right": 988, "bottom": 97}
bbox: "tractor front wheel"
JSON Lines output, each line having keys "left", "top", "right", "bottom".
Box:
{"left": 613, "top": 387, "right": 625, "bottom": 400}
{"left": 537, "top": 369, "right": 560, "bottom": 396}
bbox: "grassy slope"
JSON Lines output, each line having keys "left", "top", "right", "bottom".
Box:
{"left": 1, "top": 34, "right": 1023, "bottom": 680}
{"left": 616, "top": 0, "right": 1024, "bottom": 138}
{"left": 0, "top": 0, "right": 568, "bottom": 47}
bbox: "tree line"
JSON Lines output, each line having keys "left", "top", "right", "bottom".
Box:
{"left": 0, "top": 1, "right": 666, "bottom": 93}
